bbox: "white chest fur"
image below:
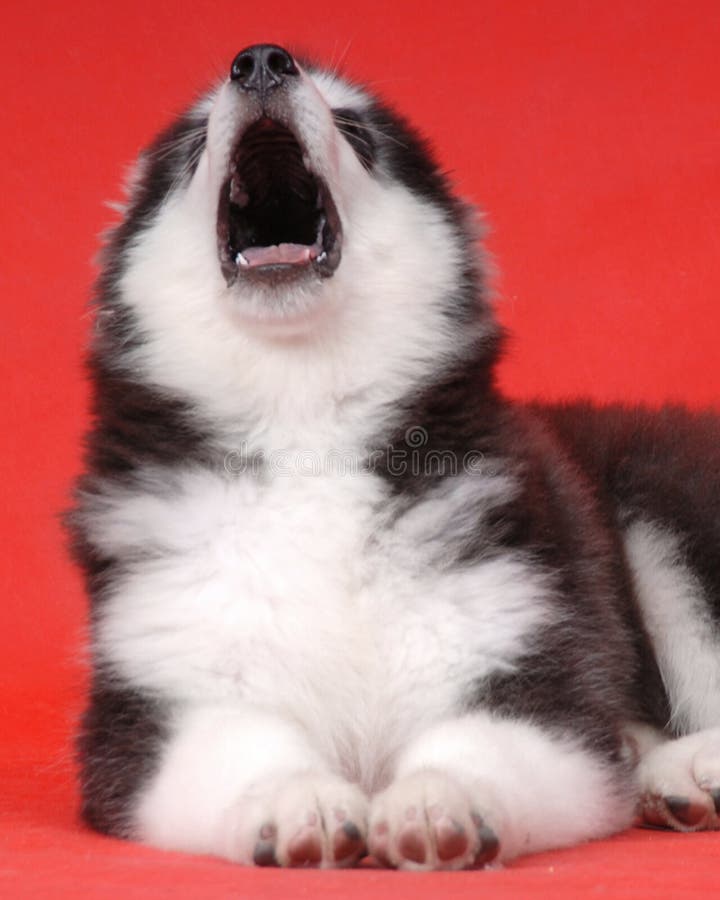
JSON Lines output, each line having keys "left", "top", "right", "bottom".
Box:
{"left": 92, "top": 465, "right": 549, "bottom": 790}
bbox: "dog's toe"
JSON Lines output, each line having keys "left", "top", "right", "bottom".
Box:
{"left": 368, "top": 770, "right": 500, "bottom": 870}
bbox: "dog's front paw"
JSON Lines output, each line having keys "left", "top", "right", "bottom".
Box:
{"left": 368, "top": 770, "right": 501, "bottom": 870}
{"left": 224, "top": 772, "right": 369, "bottom": 867}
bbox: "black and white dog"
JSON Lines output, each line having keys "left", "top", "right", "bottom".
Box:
{"left": 70, "top": 45, "right": 720, "bottom": 869}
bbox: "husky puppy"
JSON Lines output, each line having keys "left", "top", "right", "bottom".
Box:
{"left": 70, "top": 45, "right": 720, "bottom": 869}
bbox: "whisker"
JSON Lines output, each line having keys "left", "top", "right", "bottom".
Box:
{"left": 327, "top": 39, "right": 341, "bottom": 75}
{"left": 333, "top": 116, "right": 409, "bottom": 151}
{"left": 362, "top": 76, "right": 414, "bottom": 88}
{"left": 332, "top": 39, "right": 354, "bottom": 75}
{"left": 165, "top": 142, "right": 206, "bottom": 198}
{"left": 148, "top": 127, "right": 208, "bottom": 161}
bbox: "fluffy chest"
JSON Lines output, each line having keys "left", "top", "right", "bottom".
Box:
{"left": 94, "top": 466, "right": 547, "bottom": 782}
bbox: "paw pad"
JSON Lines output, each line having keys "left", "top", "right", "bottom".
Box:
{"left": 333, "top": 821, "right": 365, "bottom": 864}
{"left": 664, "top": 795, "right": 707, "bottom": 827}
{"left": 287, "top": 828, "right": 323, "bottom": 866}
{"left": 435, "top": 817, "right": 468, "bottom": 862}
{"left": 398, "top": 827, "right": 427, "bottom": 864}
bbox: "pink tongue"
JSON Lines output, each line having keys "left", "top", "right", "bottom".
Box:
{"left": 241, "top": 243, "right": 316, "bottom": 267}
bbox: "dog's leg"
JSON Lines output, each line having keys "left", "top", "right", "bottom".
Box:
{"left": 134, "top": 704, "right": 368, "bottom": 867}
{"left": 635, "top": 727, "right": 720, "bottom": 830}
{"left": 368, "top": 712, "right": 634, "bottom": 869}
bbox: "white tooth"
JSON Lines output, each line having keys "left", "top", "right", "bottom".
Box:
{"left": 317, "top": 251, "right": 327, "bottom": 263}
{"left": 230, "top": 178, "right": 249, "bottom": 207}
{"left": 236, "top": 252, "right": 249, "bottom": 267}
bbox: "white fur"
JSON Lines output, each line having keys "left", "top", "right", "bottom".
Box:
{"left": 623, "top": 519, "right": 720, "bottom": 733}
{"left": 93, "top": 465, "right": 551, "bottom": 795}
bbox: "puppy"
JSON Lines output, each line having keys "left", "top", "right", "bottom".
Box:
{"left": 69, "top": 44, "right": 720, "bottom": 869}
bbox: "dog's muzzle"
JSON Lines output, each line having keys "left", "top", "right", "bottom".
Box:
{"left": 217, "top": 45, "right": 343, "bottom": 287}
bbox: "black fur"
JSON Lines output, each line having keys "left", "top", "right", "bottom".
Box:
{"left": 84, "top": 364, "right": 211, "bottom": 477}
{"left": 536, "top": 403, "right": 720, "bottom": 631}
{"left": 365, "top": 100, "right": 459, "bottom": 207}
{"left": 78, "top": 677, "right": 169, "bottom": 837}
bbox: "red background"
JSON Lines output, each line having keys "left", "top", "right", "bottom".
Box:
{"left": 2, "top": 0, "right": 719, "bottom": 895}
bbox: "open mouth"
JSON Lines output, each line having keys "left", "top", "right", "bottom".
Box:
{"left": 217, "top": 118, "right": 342, "bottom": 285}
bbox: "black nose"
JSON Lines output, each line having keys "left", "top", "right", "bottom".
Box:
{"left": 230, "top": 44, "right": 298, "bottom": 94}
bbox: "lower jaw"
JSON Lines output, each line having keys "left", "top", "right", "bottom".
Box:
{"left": 232, "top": 260, "right": 323, "bottom": 289}
{"left": 224, "top": 274, "right": 335, "bottom": 336}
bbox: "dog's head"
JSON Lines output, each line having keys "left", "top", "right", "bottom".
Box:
{"left": 96, "top": 46, "right": 496, "bottom": 441}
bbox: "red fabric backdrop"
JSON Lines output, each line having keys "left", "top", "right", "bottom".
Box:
{"left": 3, "top": 0, "right": 720, "bottom": 895}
